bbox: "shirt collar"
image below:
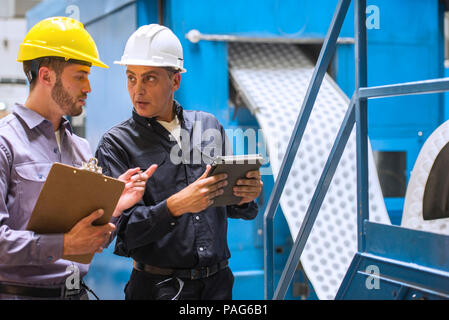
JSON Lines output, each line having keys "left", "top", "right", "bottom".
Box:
{"left": 61, "top": 117, "right": 74, "bottom": 135}
{"left": 13, "top": 103, "right": 73, "bottom": 135}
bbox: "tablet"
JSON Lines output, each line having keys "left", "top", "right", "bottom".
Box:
{"left": 207, "top": 154, "right": 264, "bottom": 207}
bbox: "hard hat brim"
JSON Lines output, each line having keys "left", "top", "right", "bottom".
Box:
{"left": 113, "top": 59, "right": 186, "bottom": 73}
{"left": 17, "top": 43, "right": 109, "bottom": 69}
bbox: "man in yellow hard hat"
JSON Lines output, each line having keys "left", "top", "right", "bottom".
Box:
{"left": 0, "top": 16, "right": 156, "bottom": 300}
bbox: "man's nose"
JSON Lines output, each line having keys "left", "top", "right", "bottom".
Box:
{"left": 83, "top": 80, "right": 91, "bottom": 94}
{"left": 135, "top": 79, "right": 145, "bottom": 95}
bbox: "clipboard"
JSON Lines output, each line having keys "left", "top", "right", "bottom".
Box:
{"left": 26, "top": 158, "right": 125, "bottom": 264}
{"left": 207, "top": 154, "right": 264, "bottom": 207}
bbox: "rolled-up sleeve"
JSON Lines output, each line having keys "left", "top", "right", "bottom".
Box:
{"left": 0, "top": 142, "right": 64, "bottom": 265}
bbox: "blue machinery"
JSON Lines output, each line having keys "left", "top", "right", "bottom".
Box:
{"left": 265, "top": 0, "right": 449, "bottom": 300}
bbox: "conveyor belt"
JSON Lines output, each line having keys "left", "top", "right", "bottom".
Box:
{"left": 228, "top": 42, "right": 390, "bottom": 299}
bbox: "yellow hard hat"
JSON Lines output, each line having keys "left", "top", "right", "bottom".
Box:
{"left": 17, "top": 16, "right": 108, "bottom": 68}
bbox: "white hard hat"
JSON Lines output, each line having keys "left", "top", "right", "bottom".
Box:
{"left": 114, "top": 24, "right": 186, "bottom": 73}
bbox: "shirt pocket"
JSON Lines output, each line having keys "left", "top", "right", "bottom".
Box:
{"left": 14, "top": 162, "right": 52, "bottom": 227}
{"left": 15, "top": 162, "right": 52, "bottom": 182}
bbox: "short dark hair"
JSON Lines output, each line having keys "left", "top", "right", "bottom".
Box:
{"left": 23, "top": 56, "right": 91, "bottom": 90}
{"left": 163, "top": 66, "right": 180, "bottom": 78}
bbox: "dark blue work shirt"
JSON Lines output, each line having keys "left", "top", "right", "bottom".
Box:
{"left": 95, "top": 102, "right": 258, "bottom": 269}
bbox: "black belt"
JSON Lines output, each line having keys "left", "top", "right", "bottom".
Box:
{"left": 134, "top": 260, "right": 229, "bottom": 280}
{"left": 0, "top": 282, "right": 85, "bottom": 299}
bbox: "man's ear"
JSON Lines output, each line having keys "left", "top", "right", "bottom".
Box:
{"left": 172, "top": 72, "right": 181, "bottom": 92}
{"left": 37, "top": 66, "right": 55, "bottom": 87}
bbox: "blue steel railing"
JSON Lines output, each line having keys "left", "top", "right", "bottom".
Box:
{"left": 263, "top": 0, "right": 449, "bottom": 300}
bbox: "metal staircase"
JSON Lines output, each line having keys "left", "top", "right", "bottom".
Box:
{"left": 264, "top": 0, "right": 449, "bottom": 300}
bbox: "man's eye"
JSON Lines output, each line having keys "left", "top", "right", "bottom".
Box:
{"left": 144, "top": 76, "right": 156, "bottom": 82}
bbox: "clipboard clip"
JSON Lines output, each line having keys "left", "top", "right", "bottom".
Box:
{"left": 81, "top": 158, "right": 103, "bottom": 174}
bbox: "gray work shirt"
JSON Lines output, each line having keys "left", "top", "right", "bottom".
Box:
{"left": 0, "top": 104, "right": 91, "bottom": 287}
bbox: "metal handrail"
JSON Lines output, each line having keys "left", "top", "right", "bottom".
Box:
{"left": 264, "top": 0, "right": 449, "bottom": 300}
{"left": 263, "top": 0, "right": 351, "bottom": 300}
{"left": 185, "top": 29, "right": 354, "bottom": 44}
{"left": 358, "top": 78, "right": 449, "bottom": 99}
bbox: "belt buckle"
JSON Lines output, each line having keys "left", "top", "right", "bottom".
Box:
{"left": 190, "top": 269, "right": 200, "bottom": 280}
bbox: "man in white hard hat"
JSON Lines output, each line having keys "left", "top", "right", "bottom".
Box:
{"left": 0, "top": 17, "right": 156, "bottom": 300}
{"left": 95, "top": 24, "right": 263, "bottom": 300}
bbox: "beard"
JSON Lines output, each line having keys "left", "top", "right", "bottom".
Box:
{"left": 51, "top": 76, "right": 85, "bottom": 117}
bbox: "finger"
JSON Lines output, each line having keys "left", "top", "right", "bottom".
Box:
{"left": 127, "top": 181, "right": 146, "bottom": 188}
{"left": 234, "top": 189, "right": 259, "bottom": 197}
{"left": 96, "top": 222, "right": 115, "bottom": 234}
{"left": 119, "top": 167, "right": 141, "bottom": 181}
{"left": 200, "top": 173, "right": 228, "bottom": 187}
{"left": 98, "top": 231, "right": 111, "bottom": 243}
{"left": 106, "top": 222, "right": 116, "bottom": 232}
{"left": 198, "top": 165, "right": 212, "bottom": 180}
{"left": 233, "top": 185, "right": 261, "bottom": 193}
{"left": 103, "top": 233, "right": 112, "bottom": 246}
{"left": 207, "top": 180, "right": 228, "bottom": 192}
{"left": 235, "top": 196, "right": 257, "bottom": 206}
{"left": 135, "top": 182, "right": 147, "bottom": 188}
{"left": 133, "top": 181, "right": 146, "bottom": 187}
{"left": 234, "top": 187, "right": 260, "bottom": 194}
{"left": 131, "top": 186, "right": 146, "bottom": 192}
{"left": 246, "top": 170, "right": 261, "bottom": 179}
{"left": 237, "top": 197, "right": 252, "bottom": 206}
{"left": 236, "top": 179, "right": 260, "bottom": 187}
{"left": 208, "top": 188, "right": 224, "bottom": 199}
{"left": 131, "top": 164, "right": 157, "bottom": 182}
{"left": 145, "top": 164, "right": 158, "bottom": 177}
{"left": 82, "top": 209, "right": 104, "bottom": 226}
{"left": 234, "top": 190, "right": 259, "bottom": 197}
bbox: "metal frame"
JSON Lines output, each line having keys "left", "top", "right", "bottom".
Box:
{"left": 264, "top": 0, "right": 449, "bottom": 300}
{"left": 185, "top": 29, "right": 354, "bottom": 44}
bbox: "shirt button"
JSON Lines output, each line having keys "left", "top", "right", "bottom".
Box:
{"left": 199, "top": 247, "right": 204, "bottom": 252}
{"left": 170, "top": 222, "right": 176, "bottom": 226}
{"left": 195, "top": 216, "right": 200, "bottom": 221}
{"left": 53, "top": 147, "right": 58, "bottom": 153}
